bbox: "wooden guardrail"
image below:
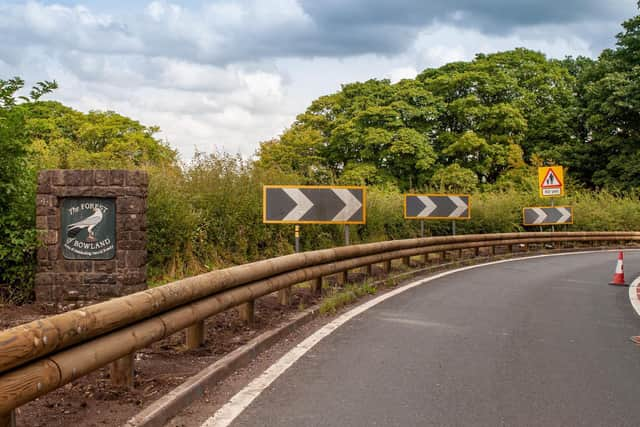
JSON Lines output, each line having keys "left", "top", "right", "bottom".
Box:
{"left": 0, "top": 231, "right": 638, "bottom": 425}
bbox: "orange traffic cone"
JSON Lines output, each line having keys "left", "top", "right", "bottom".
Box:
{"left": 609, "top": 251, "right": 627, "bottom": 286}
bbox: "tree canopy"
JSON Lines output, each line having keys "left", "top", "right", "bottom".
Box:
{"left": 258, "top": 4, "right": 640, "bottom": 193}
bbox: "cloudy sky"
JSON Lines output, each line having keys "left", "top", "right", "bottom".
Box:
{"left": 0, "top": 1, "right": 636, "bottom": 160}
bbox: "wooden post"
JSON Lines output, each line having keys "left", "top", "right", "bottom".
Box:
{"left": 384, "top": 260, "right": 392, "bottom": 274}
{"left": 0, "top": 410, "right": 15, "bottom": 427}
{"left": 338, "top": 270, "right": 348, "bottom": 285}
{"left": 312, "top": 277, "right": 323, "bottom": 295}
{"left": 402, "top": 256, "right": 410, "bottom": 267}
{"left": 422, "top": 253, "right": 429, "bottom": 264}
{"left": 186, "top": 320, "right": 205, "bottom": 349}
{"left": 278, "top": 287, "right": 292, "bottom": 306}
{"left": 239, "top": 301, "right": 254, "bottom": 326}
{"left": 365, "top": 264, "right": 373, "bottom": 276}
{"left": 110, "top": 353, "right": 135, "bottom": 388}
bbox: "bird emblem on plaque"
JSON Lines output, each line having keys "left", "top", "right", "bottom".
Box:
{"left": 61, "top": 198, "right": 116, "bottom": 260}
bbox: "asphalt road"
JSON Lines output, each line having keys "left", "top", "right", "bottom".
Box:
{"left": 229, "top": 251, "right": 640, "bottom": 427}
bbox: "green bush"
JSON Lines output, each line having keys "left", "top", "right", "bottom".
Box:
{"left": 0, "top": 78, "right": 55, "bottom": 302}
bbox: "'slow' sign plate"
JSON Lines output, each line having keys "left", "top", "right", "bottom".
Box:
{"left": 263, "top": 185, "right": 366, "bottom": 224}
{"left": 404, "top": 194, "right": 471, "bottom": 220}
{"left": 523, "top": 206, "right": 573, "bottom": 226}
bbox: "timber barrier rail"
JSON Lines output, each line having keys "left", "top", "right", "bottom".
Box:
{"left": 1, "top": 231, "right": 639, "bottom": 425}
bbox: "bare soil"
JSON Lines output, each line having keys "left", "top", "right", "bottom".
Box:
{"left": 3, "top": 285, "right": 330, "bottom": 427}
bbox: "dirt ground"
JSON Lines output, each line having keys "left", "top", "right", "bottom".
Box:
{"left": 3, "top": 284, "right": 332, "bottom": 427}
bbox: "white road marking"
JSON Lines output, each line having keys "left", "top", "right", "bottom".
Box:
{"left": 449, "top": 196, "right": 467, "bottom": 217}
{"left": 377, "top": 316, "right": 457, "bottom": 329}
{"left": 332, "top": 189, "right": 361, "bottom": 221}
{"left": 417, "top": 196, "right": 437, "bottom": 217}
{"left": 628, "top": 275, "right": 640, "bottom": 317}
{"left": 203, "top": 249, "right": 639, "bottom": 427}
{"left": 282, "top": 189, "right": 313, "bottom": 221}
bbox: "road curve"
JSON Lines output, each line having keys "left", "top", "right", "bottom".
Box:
{"left": 224, "top": 251, "right": 640, "bottom": 427}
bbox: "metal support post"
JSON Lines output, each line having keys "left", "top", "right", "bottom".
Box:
{"left": 295, "top": 225, "right": 300, "bottom": 253}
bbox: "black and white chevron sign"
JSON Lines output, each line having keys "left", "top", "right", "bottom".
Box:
{"left": 263, "top": 186, "right": 365, "bottom": 224}
{"left": 523, "top": 206, "right": 573, "bottom": 226}
{"left": 404, "top": 194, "right": 471, "bottom": 220}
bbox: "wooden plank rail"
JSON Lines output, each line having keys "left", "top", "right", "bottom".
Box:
{"left": 0, "top": 231, "right": 637, "bottom": 421}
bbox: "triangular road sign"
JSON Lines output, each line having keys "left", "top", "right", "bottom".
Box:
{"left": 541, "top": 168, "right": 562, "bottom": 188}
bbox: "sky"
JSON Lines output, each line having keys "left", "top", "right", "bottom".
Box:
{"left": 0, "top": 0, "right": 637, "bottom": 161}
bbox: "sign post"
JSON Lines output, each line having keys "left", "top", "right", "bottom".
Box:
{"left": 264, "top": 185, "right": 365, "bottom": 302}
{"left": 537, "top": 165, "right": 566, "bottom": 232}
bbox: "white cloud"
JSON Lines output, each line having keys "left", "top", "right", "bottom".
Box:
{"left": 411, "top": 24, "right": 594, "bottom": 70}
{"left": 386, "top": 67, "right": 418, "bottom": 83}
{"left": 0, "top": 0, "right": 633, "bottom": 161}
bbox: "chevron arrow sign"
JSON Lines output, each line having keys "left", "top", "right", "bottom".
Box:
{"left": 263, "top": 185, "right": 366, "bottom": 224}
{"left": 523, "top": 206, "right": 573, "bottom": 226}
{"left": 404, "top": 194, "right": 471, "bottom": 220}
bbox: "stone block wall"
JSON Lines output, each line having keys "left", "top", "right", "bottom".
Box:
{"left": 35, "top": 170, "right": 148, "bottom": 310}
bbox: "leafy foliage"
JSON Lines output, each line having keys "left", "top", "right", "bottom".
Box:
{"left": 0, "top": 77, "right": 57, "bottom": 302}
{"left": 259, "top": 48, "right": 580, "bottom": 191}
{"left": 257, "top": 4, "right": 640, "bottom": 193}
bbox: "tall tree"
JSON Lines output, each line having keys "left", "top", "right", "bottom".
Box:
{"left": 576, "top": 2, "right": 640, "bottom": 189}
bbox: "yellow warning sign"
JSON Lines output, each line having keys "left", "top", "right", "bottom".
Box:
{"left": 538, "top": 166, "right": 564, "bottom": 198}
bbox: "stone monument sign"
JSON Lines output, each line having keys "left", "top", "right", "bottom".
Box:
{"left": 35, "top": 170, "right": 148, "bottom": 310}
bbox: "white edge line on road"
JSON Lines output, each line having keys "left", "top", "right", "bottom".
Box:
{"left": 628, "top": 274, "right": 640, "bottom": 317}
{"left": 203, "top": 249, "right": 638, "bottom": 427}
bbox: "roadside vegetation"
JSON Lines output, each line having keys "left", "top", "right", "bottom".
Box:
{"left": 2, "top": 5, "right": 640, "bottom": 302}
{"left": 320, "top": 280, "right": 379, "bottom": 315}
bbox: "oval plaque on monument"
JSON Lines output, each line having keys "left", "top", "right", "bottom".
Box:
{"left": 61, "top": 198, "right": 116, "bottom": 260}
